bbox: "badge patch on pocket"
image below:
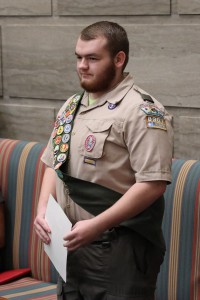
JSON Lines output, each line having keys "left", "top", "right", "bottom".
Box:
{"left": 85, "top": 135, "right": 96, "bottom": 152}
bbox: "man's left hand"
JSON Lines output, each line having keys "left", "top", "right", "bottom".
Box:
{"left": 63, "top": 218, "right": 102, "bottom": 251}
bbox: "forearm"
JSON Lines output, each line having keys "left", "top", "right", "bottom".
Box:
{"left": 34, "top": 167, "right": 56, "bottom": 244}
{"left": 37, "top": 167, "right": 56, "bottom": 216}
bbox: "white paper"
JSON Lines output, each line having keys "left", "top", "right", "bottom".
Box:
{"left": 44, "top": 194, "right": 72, "bottom": 282}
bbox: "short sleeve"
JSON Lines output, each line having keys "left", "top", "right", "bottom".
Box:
{"left": 124, "top": 105, "right": 173, "bottom": 183}
{"left": 41, "top": 136, "right": 54, "bottom": 168}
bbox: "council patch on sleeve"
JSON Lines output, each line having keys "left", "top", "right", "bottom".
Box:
{"left": 146, "top": 116, "right": 167, "bottom": 130}
{"left": 140, "top": 103, "right": 164, "bottom": 117}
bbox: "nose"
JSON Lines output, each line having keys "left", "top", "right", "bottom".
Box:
{"left": 78, "top": 58, "right": 89, "bottom": 70}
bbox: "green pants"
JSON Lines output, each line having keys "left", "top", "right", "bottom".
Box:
{"left": 57, "top": 227, "right": 164, "bottom": 300}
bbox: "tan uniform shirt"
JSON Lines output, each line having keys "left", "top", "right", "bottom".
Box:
{"left": 42, "top": 74, "right": 173, "bottom": 223}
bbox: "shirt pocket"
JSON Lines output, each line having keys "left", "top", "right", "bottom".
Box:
{"left": 79, "top": 120, "right": 113, "bottom": 159}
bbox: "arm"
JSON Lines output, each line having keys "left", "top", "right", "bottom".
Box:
{"left": 34, "top": 167, "right": 56, "bottom": 244}
{"left": 64, "top": 180, "right": 166, "bottom": 251}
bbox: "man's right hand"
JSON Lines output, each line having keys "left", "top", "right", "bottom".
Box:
{"left": 34, "top": 214, "right": 51, "bottom": 244}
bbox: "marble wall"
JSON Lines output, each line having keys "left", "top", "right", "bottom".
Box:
{"left": 0, "top": 0, "right": 52, "bottom": 16}
{"left": 0, "top": 0, "right": 199, "bottom": 159}
{"left": 57, "top": 0, "right": 170, "bottom": 15}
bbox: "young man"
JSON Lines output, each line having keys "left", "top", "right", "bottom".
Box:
{"left": 34, "top": 21, "right": 173, "bottom": 300}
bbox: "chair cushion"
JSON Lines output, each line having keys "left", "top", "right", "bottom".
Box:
{"left": 0, "top": 277, "right": 56, "bottom": 299}
{"left": 0, "top": 268, "right": 31, "bottom": 285}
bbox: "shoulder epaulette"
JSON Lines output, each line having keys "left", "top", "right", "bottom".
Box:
{"left": 134, "top": 87, "right": 154, "bottom": 103}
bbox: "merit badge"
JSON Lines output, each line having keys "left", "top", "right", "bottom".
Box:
{"left": 57, "top": 126, "right": 64, "bottom": 135}
{"left": 54, "top": 145, "right": 59, "bottom": 154}
{"left": 59, "top": 116, "right": 66, "bottom": 126}
{"left": 54, "top": 135, "right": 62, "bottom": 145}
{"left": 85, "top": 135, "right": 96, "bottom": 152}
{"left": 60, "top": 143, "right": 69, "bottom": 153}
{"left": 69, "top": 103, "right": 76, "bottom": 114}
{"left": 62, "top": 133, "right": 70, "bottom": 143}
{"left": 146, "top": 116, "right": 167, "bottom": 131}
{"left": 54, "top": 119, "right": 60, "bottom": 128}
{"left": 108, "top": 103, "right": 117, "bottom": 110}
{"left": 73, "top": 94, "right": 81, "bottom": 102}
{"left": 57, "top": 153, "right": 67, "bottom": 163}
{"left": 65, "top": 110, "right": 71, "bottom": 118}
{"left": 64, "top": 124, "right": 72, "bottom": 134}
{"left": 66, "top": 114, "right": 73, "bottom": 124}
{"left": 140, "top": 104, "right": 164, "bottom": 117}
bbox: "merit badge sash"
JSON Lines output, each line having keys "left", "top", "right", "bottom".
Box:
{"left": 52, "top": 93, "right": 83, "bottom": 176}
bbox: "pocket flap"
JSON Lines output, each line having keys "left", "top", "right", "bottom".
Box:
{"left": 86, "top": 120, "right": 113, "bottom": 133}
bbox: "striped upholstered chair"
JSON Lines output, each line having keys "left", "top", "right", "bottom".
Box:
{"left": 156, "top": 159, "right": 200, "bottom": 300}
{"left": 0, "top": 139, "right": 57, "bottom": 299}
{"left": 0, "top": 139, "right": 200, "bottom": 299}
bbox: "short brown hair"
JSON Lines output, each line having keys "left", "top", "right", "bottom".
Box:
{"left": 80, "top": 21, "right": 129, "bottom": 71}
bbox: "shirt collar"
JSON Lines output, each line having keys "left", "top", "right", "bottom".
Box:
{"left": 81, "top": 73, "right": 135, "bottom": 107}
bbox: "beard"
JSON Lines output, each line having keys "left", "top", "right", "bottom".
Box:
{"left": 78, "top": 61, "right": 116, "bottom": 94}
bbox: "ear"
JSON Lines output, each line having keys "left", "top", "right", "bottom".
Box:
{"left": 114, "top": 51, "right": 126, "bottom": 68}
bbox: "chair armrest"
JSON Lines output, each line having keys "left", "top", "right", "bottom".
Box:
{"left": 0, "top": 195, "right": 5, "bottom": 249}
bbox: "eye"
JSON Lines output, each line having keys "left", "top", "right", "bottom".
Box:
{"left": 89, "top": 57, "right": 98, "bottom": 61}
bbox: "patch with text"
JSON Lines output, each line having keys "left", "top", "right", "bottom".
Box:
{"left": 146, "top": 116, "right": 167, "bottom": 130}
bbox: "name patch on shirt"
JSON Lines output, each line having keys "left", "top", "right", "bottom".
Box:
{"left": 146, "top": 116, "right": 167, "bottom": 131}
{"left": 84, "top": 157, "right": 96, "bottom": 166}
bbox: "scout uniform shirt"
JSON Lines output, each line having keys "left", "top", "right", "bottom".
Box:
{"left": 41, "top": 73, "right": 173, "bottom": 226}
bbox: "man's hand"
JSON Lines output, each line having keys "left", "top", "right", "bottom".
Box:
{"left": 63, "top": 218, "right": 103, "bottom": 252}
{"left": 34, "top": 214, "right": 51, "bottom": 245}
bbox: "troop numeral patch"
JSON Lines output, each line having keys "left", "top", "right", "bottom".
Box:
{"left": 146, "top": 116, "right": 167, "bottom": 131}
